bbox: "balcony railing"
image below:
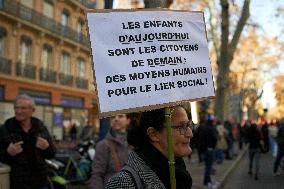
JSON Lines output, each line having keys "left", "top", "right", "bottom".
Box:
{"left": 16, "top": 62, "right": 36, "bottom": 79}
{"left": 71, "top": 0, "right": 96, "bottom": 8}
{"left": 1, "top": 58, "right": 88, "bottom": 88}
{"left": 0, "top": 0, "right": 90, "bottom": 47}
{"left": 0, "top": 56, "right": 12, "bottom": 75}
{"left": 76, "top": 77, "right": 88, "bottom": 89}
{"left": 77, "top": 0, "right": 96, "bottom": 8}
{"left": 59, "top": 73, "right": 73, "bottom": 86}
{"left": 39, "top": 68, "right": 57, "bottom": 83}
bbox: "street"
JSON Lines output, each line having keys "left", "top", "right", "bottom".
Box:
{"left": 221, "top": 152, "right": 284, "bottom": 189}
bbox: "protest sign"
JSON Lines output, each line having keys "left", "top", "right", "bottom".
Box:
{"left": 87, "top": 9, "right": 215, "bottom": 117}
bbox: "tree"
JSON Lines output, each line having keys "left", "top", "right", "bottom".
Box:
{"left": 273, "top": 75, "right": 284, "bottom": 118}
{"left": 169, "top": 1, "right": 284, "bottom": 121}
{"left": 170, "top": 0, "right": 250, "bottom": 121}
{"left": 229, "top": 27, "right": 282, "bottom": 120}
{"left": 214, "top": 0, "right": 250, "bottom": 122}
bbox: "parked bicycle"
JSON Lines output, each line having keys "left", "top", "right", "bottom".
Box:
{"left": 46, "top": 159, "right": 67, "bottom": 189}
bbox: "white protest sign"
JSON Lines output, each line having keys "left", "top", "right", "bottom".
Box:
{"left": 87, "top": 10, "right": 215, "bottom": 117}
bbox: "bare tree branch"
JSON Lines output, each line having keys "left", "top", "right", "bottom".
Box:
{"left": 229, "top": 0, "right": 250, "bottom": 58}
{"left": 206, "top": 0, "right": 220, "bottom": 66}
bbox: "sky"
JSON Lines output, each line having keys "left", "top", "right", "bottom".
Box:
{"left": 250, "top": 0, "right": 284, "bottom": 109}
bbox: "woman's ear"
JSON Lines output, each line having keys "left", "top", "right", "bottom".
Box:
{"left": 147, "top": 127, "right": 160, "bottom": 142}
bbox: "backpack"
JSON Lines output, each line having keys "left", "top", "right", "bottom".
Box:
{"left": 122, "top": 165, "right": 143, "bottom": 189}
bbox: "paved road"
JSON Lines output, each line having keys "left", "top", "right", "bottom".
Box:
{"left": 186, "top": 143, "right": 246, "bottom": 189}
{"left": 221, "top": 152, "right": 284, "bottom": 189}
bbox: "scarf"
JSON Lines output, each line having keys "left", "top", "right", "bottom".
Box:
{"left": 135, "top": 143, "right": 192, "bottom": 189}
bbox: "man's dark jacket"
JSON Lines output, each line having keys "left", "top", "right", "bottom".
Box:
{"left": 195, "top": 122, "right": 218, "bottom": 153}
{"left": 277, "top": 124, "right": 284, "bottom": 150}
{"left": 0, "top": 117, "right": 56, "bottom": 189}
{"left": 246, "top": 124, "right": 262, "bottom": 149}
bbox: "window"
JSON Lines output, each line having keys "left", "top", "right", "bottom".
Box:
{"left": 19, "top": 35, "right": 32, "bottom": 64}
{"left": 61, "top": 9, "right": 69, "bottom": 26}
{"left": 61, "top": 9, "right": 69, "bottom": 33}
{"left": 0, "top": 27, "right": 7, "bottom": 57}
{"left": 43, "top": 0, "right": 54, "bottom": 18}
{"left": 77, "top": 58, "right": 85, "bottom": 78}
{"left": 41, "top": 44, "right": 53, "bottom": 69}
{"left": 20, "top": 0, "right": 33, "bottom": 8}
{"left": 76, "top": 18, "right": 84, "bottom": 41}
{"left": 77, "top": 18, "right": 84, "bottom": 34}
{"left": 60, "top": 52, "right": 70, "bottom": 74}
{"left": 61, "top": 12, "right": 69, "bottom": 26}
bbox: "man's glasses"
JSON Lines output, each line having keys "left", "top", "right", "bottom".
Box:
{"left": 172, "top": 121, "right": 195, "bottom": 135}
{"left": 14, "top": 106, "right": 32, "bottom": 111}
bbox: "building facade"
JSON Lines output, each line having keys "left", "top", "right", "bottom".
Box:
{"left": 0, "top": 0, "right": 99, "bottom": 139}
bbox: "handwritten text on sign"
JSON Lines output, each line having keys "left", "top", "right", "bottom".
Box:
{"left": 87, "top": 11, "right": 215, "bottom": 115}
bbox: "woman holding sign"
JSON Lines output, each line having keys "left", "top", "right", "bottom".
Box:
{"left": 106, "top": 106, "right": 193, "bottom": 189}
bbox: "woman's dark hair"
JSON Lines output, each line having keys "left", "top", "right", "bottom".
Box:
{"left": 126, "top": 113, "right": 140, "bottom": 129}
{"left": 127, "top": 108, "right": 166, "bottom": 148}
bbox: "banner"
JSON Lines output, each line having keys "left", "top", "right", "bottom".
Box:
{"left": 87, "top": 10, "right": 215, "bottom": 116}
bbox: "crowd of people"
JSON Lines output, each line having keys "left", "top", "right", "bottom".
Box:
{"left": 1, "top": 94, "right": 284, "bottom": 189}
{"left": 191, "top": 116, "right": 284, "bottom": 187}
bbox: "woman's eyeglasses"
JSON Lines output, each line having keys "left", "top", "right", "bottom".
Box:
{"left": 171, "top": 121, "right": 195, "bottom": 135}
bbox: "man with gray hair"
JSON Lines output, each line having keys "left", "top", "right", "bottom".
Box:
{"left": 0, "top": 94, "right": 56, "bottom": 189}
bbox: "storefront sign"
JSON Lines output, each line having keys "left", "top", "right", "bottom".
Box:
{"left": 61, "top": 96, "right": 84, "bottom": 108}
{"left": 19, "top": 89, "right": 51, "bottom": 105}
{"left": 0, "top": 86, "right": 4, "bottom": 100}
